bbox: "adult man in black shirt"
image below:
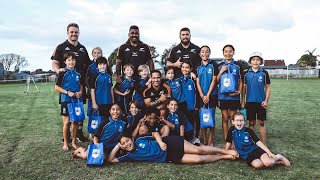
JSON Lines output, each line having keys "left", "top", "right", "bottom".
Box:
{"left": 166, "top": 27, "right": 201, "bottom": 78}
{"left": 116, "top": 25, "right": 154, "bottom": 82}
{"left": 51, "top": 23, "right": 90, "bottom": 142}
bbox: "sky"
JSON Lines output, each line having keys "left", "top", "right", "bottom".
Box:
{"left": 0, "top": 0, "right": 319, "bottom": 71}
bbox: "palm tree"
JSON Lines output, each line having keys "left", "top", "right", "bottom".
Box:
{"left": 296, "top": 48, "right": 319, "bottom": 67}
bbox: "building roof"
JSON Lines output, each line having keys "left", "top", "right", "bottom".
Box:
{"left": 264, "top": 59, "right": 286, "bottom": 66}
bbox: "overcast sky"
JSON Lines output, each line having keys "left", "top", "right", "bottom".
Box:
{"left": 1, "top": 0, "right": 319, "bottom": 71}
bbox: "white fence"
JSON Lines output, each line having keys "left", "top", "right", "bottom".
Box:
{"left": 265, "top": 69, "right": 320, "bottom": 78}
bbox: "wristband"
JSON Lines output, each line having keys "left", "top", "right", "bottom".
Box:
{"left": 65, "top": 91, "right": 68, "bottom": 95}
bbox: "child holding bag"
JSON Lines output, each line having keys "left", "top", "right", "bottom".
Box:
{"left": 217, "top": 44, "right": 243, "bottom": 144}
{"left": 196, "top": 45, "right": 218, "bottom": 145}
{"left": 55, "top": 52, "right": 84, "bottom": 151}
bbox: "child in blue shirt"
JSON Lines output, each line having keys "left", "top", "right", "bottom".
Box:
{"left": 196, "top": 45, "right": 219, "bottom": 146}
{"left": 164, "top": 67, "right": 186, "bottom": 110}
{"left": 133, "top": 65, "right": 150, "bottom": 108}
{"left": 93, "top": 103, "right": 127, "bottom": 152}
{"left": 225, "top": 112, "right": 290, "bottom": 169}
{"left": 242, "top": 52, "right": 271, "bottom": 145}
{"left": 217, "top": 44, "right": 243, "bottom": 144}
{"left": 126, "top": 100, "right": 144, "bottom": 135}
{"left": 55, "top": 52, "right": 84, "bottom": 151}
{"left": 180, "top": 60, "right": 200, "bottom": 138}
{"left": 114, "top": 64, "right": 135, "bottom": 115}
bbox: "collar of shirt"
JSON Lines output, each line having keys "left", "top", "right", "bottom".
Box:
{"left": 182, "top": 74, "right": 191, "bottom": 80}
{"left": 65, "top": 67, "right": 76, "bottom": 73}
{"left": 109, "top": 117, "right": 120, "bottom": 122}
{"left": 249, "top": 67, "right": 262, "bottom": 72}
{"left": 98, "top": 71, "right": 107, "bottom": 75}
{"left": 222, "top": 59, "right": 235, "bottom": 65}
{"left": 65, "top": 40, "right": 80, "bottom": 48}
{"left": 126, "top": 40, "right": 143, "bottom": 46}
{"left": 200, "top": 62, "right": 210, "bottom": 67}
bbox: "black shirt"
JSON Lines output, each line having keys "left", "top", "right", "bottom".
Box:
{"left": 143, "top": 84, "right": 171, "bottom": 102}
{"left": 51, "top": 40, "right": 91, "bottom": 75}
{"left": 116, "top": 40, "right": 152, "bottom": 76}
{"left": 167, "top": 43, "right": 201, "bottom": 78}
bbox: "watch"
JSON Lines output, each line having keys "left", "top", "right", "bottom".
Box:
{"left": 65, "top": 91, "right": 68, "bottom": 94}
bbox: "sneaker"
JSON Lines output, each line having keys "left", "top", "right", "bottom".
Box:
{"left": 76, "top": 131, "right": 88, "bottom": 142}
{"left": 190, "top": 137, "right": 201, "bottom": 145}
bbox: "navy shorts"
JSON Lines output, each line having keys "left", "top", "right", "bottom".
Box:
{"left": 60, "top": 102, "right": 69, "bottom": 116}
{"left": 246, "top": 102, "right": 267, "bottom": 121}
{"left": 218, "top": 100, "right": 240, "bottom": 110}
{"left": 199, "top": 95, "right": 218, "bottom": 108}
{"left": 162, "top": 136, "right": 184, "bottom": 163}
{"left": 246, "top": 147, "right": 266, "bottom": 164}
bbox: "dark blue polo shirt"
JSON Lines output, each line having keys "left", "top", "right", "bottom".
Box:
{"left": 94, "top": 117, "right": 127, "bottom": 150}
{"left": 243, "top": 67, "right": 270, "bottom": 103}
{"left": 133, "top": 77, "right": 149, "bottom": 106}
{"left": 167, "top": 111, "right": 193, "bottom": 133}
{"left": 118, "top": 135, "right": 167, "bottom": 163}
{"left": 165, "top": 78, "right": 185, "bottom": 103}
{"left": 226, "top": 126, "right": 260, "bottom": 160}
{"left": 196, "top": 62, "right": 218, "bottom": 96}
{"left": 89, "top": 71, "right": 113, "bottom": 105}
{"left": 218, "top": 59, "right": 243, "bottom": 101}
{"left": 180, "top": 74, "right": 197, "bottom": 110}
{"left": 56, "top": 67, "right": 83, "bottom": 103}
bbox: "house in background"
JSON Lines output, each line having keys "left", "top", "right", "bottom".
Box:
{"left": 262, "top": 59, "right": 287, "bottom": 69}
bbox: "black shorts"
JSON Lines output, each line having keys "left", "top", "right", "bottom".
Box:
{"left": 246, "top": 102, "right": 266, "bottom": 121}
{"left": 98, "top": 104, "right": 112, "bottom": 117}
{"left": 219, "top": 100, "right": 240, "bottom": 110}
{"left": 162, "top": 136, "right": 184, "bottom": 163}
{"left": 178, "top": 101, "right": 187, "bottom": 111}
{"left": 246, "top": 147, "right": 266, "bottom": 165}
{"left": 199, "top": 95, "right": 218, "bottom": 108}
{"left": 60, "top": 102, "right": 69, "bottom": 116}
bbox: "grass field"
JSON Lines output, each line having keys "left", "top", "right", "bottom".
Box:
{"left": 0, "top": 79, "right": 319, "bottom": 179}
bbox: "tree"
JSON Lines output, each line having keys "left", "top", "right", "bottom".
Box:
{"left": 237, "top": 59, "right": 250, "bottom": 70}
{"left": 296, "top": 48, "right": 319, "bottom": 67}
{"left": 149, "top": 46, "right": 159, "bottom": 61}
{"left": 107, "top": 48, "right": 118, "bottom": 68}
{"left": 0, "top": 53, "right": 28, "bottom": 77}
{"left": 161, "top": 43, "right": 177, "bottom": 65}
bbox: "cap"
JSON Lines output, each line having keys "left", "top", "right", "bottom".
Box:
{"left": 249, "top": 51, "right": 263, "bottom": 64}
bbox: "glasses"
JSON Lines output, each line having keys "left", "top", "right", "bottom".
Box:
{"left": 234, "top": 119, "right": 244, "bottom": 122}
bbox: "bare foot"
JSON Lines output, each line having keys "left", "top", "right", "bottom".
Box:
{"left": 228, "top": 150, "right": 239, "bottom": 158}
{"left": 63, "top": 144, "right": 69, "bottom": 151}
{"left": 223, "top": 155, "right": 236, "bottom": 160}
{"left": 276, "top": 154, "right": 291, "bottom": 167}
{"left": 72, "top": 143, "right": 78, "bottom": 149}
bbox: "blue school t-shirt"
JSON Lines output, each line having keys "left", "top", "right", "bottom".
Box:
{"left": 180, "top": 74, "right": 196, "bottom": 110}
{"left": 167, "top": 111, "right": 193, "bottom": 133}
{"left": 197, "top": 62, "right": 218, "bottom": 96}
{"left": 165, "top": 78, "right": 185, "bottom": 103}
{"left": 89, "top": 71, "right": 113, "bottom": 105}
{"left": 94, "top": 117, "right": 127, "bottom": 150}
{"left": 133, "top": 77, "right": 149, "bottom": 106}
{"left": 117, "top": 135, "right": 167, "bottom": 163}
{"left": 243, "top": 67, "right": 270, "bottom": 103}
{"left": 218, "top": 59, "right": 242, "bottom": 101}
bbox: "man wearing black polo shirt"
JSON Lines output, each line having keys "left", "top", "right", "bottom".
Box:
{"left": 51, "top": 23, "right": 90, "bottom": 142}
{"left": 116, "top": 25, "right": 154, "bottom": 82}
{"left": 166, "top": 27, "right": 201, "bottom": 78}
{"left": 143, "top": 70, "right": 171, "bottom": 111}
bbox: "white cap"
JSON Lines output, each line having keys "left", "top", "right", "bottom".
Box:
{"left": 250, "top": 51, "right": 263, "bottom": 60}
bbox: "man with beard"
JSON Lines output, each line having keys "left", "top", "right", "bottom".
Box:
{"left": 51, "top": 23, "right": 90, "bottom": 142}
{"left": 166, "top": 27, "right": 201, "bottom": 79}
{"left": 116, "top": 25, "right": 154, "bottom": 82}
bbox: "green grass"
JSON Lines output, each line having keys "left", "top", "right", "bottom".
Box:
{"left": 0, "top": 79, "right": 319, "bottom": 179}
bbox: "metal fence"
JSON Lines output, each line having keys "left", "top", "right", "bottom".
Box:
{"left": 265, "top": 69, "right": 320, "bottom": 78}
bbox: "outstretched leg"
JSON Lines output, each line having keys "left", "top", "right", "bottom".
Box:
{"left": 275, "top": 154, "right": 291, "bottom": 167}
{"left": 180, "top": 154, "right": 235, "bottom": 164}
{"left": 183, "top": 139, "right": 238, "bottom": 157}
{"left": 71, "top": 147, "right": 88, "bottom": 160}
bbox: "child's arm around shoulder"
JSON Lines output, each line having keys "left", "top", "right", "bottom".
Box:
{"left": 152, "top": 132, "right": 167, "bottom": 151}
{"left": 107, "top": 143, "right": 121, "bottom": 163}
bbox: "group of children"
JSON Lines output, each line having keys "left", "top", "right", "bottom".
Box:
{"left": 56, "top": 45, "right": 291, "bottom": 169}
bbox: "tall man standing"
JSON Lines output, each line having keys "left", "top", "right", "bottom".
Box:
{"left": 51, "top": 23, "right": 90, "bottom": 142}
{"left": 116, "top": 25, "right": 154, "bottom": 82}
{"left": 166, "top": 27, "right": 201, "bottom": 78}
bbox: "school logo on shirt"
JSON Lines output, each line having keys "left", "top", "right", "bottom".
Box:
{"left": 139, "top": 48, "right": 145, "bottom": 52}
{"left": 76, "top": 75, "right": 79, "bottom": 81}
{"left": 232, "top": 69, "right": 237, "bottom": 74}
{"left": 258, "top": 76, "right": 263, "bottom": 82}
{"left": 92, "top": 148, "right": 101, "bottom": 158}
{"left": 139, "top": 143, "right": 145, "bottom": 148}
{"left": 119, "top": 126, "right": 123, "bottom": 132}
{"left": 175, "top": 81, "right": 180, "bottom": 86}
{"left": 125, "top": 48, "right": 130, "bottom": 52}
{"left": 244, "top": 136, "right": 249, "bottom": 143}
{"left": 188, "top": 85, "right": 192, "bottom": 90}
{"left": 190, "top": 49, "right": 196, "bottom": 53}
{"left": 175, "top": 119, "right": 179, "bottom": 125}
{"left": 132, "top": 52, "right": 138, "bottom": 56}
{"left": 208, "top": 68, "right": 212, "bottom": 74}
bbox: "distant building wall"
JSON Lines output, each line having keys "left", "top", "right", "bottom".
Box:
{"left": 265, "top": 69, "right": 320, "bottom": 78}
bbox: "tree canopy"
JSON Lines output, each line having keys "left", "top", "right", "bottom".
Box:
{"left": 296, "top": 48, "right": 319, "bottom": 67}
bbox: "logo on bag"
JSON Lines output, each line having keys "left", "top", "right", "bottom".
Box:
{"left": 203, "top": 113, "right": 210, "bottom": 123}
{"left": 91, "top": 120, "right": 98, "bottom": 129}
{"left": 75, "top": 107, "right": 82, "bottom": 116}
{"left": 92, "top": 149, "right": 100, "bottom": 158}
{"left": 258, "top": 76, "right": 263, "bottom": 82}
{"left": 223, "top": 78, "right": 231, "bottom": 87}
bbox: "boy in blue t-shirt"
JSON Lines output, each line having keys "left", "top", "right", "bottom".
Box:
{"left": 55, "top": 52, "right": 84, "bottom": 151}
{"left": 242, "top": 52, "right": 270, "bottom": 145}
{"left": 89, "top": 56, "right": 114, "bottom": 117}
{"left": 196, "top": 45, "right": 218, "bottom": 146}
{"left": 114, "top": 64, "right": 135, "bottom": 115}
{"left": 133, "top": 65, "right": 150, "bottom": 108}
{"left": 225, "top": 112, "right": 290, "bottom": 169}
